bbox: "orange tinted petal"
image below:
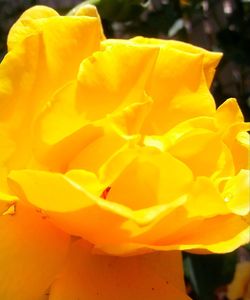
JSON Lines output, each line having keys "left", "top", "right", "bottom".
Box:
{"left": 49, "top": 240, "right": 189, "bottom": 300}
{"left": 0, "top": 204, "right": 69, "bottom": 300}
{"left": 100, "top": 222, "right": 249, "bottom": 255}
{"left": 7, "top": 169, "right": 141, "bottom": 245}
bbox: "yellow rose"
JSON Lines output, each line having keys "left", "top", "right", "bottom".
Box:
{"left": 0, "top": 4, "right": 249, "bottom": 300}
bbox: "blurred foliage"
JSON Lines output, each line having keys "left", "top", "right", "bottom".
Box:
{"left": 0, "top": 1, "right": 249, "bottom": 299}
{"left": 184, "top": 251, "right": 238, "bottom": 299}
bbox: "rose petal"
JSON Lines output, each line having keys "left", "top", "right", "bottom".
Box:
{"left": 216, "top": 98, "right": 244, "bottom": 128}
{"left": 107, "top": 148, "right": 193, "bottom": 209}
{"left": 7, "top": 5, "right": 58, "bottom": 50}
{"left": 165, "top": 39, "right": 222, "bottom": 87}
{"left": 8, "top": 169, "right": 187, "bottom": 248}
{"left": 184, "top": 177, "right": 230, "bottom": 218}
{"left": 111, "top": 37, "right": 218, "bottom": 133}
{"left": 48, "top": 240, "right": 189, "bottom": 300}
{"left": 104, "top": 37, "right": 222, "bottom": 88}
{"left": 221, "top": 122, "right": 250, "bottom": 172}
{"left": 223, "top": 170, "right": 250, "bottom": 216}
{"left": 75, "top": 42, "right": 159, "bottom": 121}
{"left": 35, "top": 94, "right": 149, "bottom": 173}
{"left": 167, "top": 129, "right": 235, "bottom": 177}
{"left": 0, "top": 203, "right": 70, "bottom": 300}
{"left": 155, "top": 214, "right": 249, "bottom": 253}
{"left": 0, "top": 15, "right": 102, "bottom": 169}
{"left": 98, "top": 215, "right": 249, "bottom": 255}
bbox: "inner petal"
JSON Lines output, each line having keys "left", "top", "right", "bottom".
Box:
{"left": 107, "top": 148, "right": 193, "bottom": 210}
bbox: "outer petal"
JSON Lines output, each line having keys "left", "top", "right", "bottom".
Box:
{"left": 98, "top": 211, "right": 249, "bottom": 255}
{"left": 49, "top": 240, "right": 190, "bottom": 300}
{"left": 153, "top": 214, "right": 249, "bottom": 253}
{"left": 1, "top": 16, "right": 101, "bottom": 169}
{"left": 108, "top": 37, "right": 218, "bottom": 133}
{"left": 1, "top": 16, "right": 101, "bottom": 122}
{"left": 216, "top": 98, "right": 250, "bottom": 171}
{"left": 8, "top": 169, "right": 186, "bottom": 250}
{"left": 105, "top": 37, "right": 222, "bottom": 88}
{"left": 70, "top": 3, "right": 105, "bottom": 39}
{"left": 0, "top": 203, "right": 70, "bottom": 300}
{"left": 146, "top": 54, "right": 215, "bottom": 132}
{"left": 216, "top": 98, "right": 244, "bottom": 128}
{"left": 7, "top": 5, "right": 59, "bottom": 51}
{"left": 165, "top": 39, "right": 222, "bottom": 87}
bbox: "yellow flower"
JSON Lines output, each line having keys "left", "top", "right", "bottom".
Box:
{"left": 0, "top": 4, "right": 249, "bottom": 300}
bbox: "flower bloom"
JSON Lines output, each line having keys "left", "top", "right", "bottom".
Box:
{"left": 0, "top": 4, "right": 249, "bottom": 300}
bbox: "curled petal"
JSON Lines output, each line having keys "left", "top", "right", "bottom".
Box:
{"left": 184, "top": 177, "right": 230, "bottom": 218}
{"left": 223, "top": 170, "right": 250, "bottom": 216}
{"left": 129, "top": 37, "right": 222, "bottom": 87}
{"left": 105, "top": 37, "right": 218, "bottom": 133}
{"left": 216, "top": 98, "right": 244, "bottom": 128}
{"left": 107, "top": 148, "right": 193, "bottom": 209}
{"left": 76, "top": 43, "right": 158, "bottom": 121}
{"left": 8, "top": 169, "right": 186, "bottom": 249}
{"left": 99, "top": 216, "right": 249, "bottom": 255}
{"left": 7, "top": 5, "right": 58, "bottom": 51}
{"left": 0, "top": 15, "right": 102, "bottom": 170}
{"left": 166, "top": 128, "right": 234, "bottom": 178}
